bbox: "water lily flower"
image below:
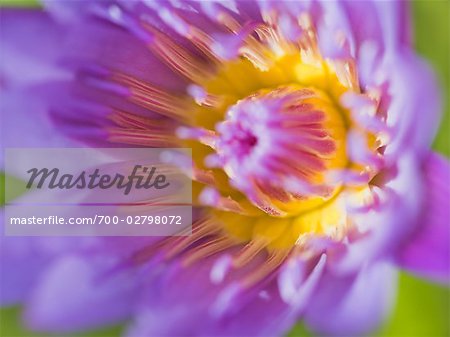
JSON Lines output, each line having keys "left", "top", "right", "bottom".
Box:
{"left": 1, "top": 1, "right": 449, "bottom": 336}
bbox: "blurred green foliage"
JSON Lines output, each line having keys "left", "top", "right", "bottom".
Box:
{"left": 0, "top": 173, "right": 28, "bottom": 205}
{"left": 0, "top": 0, "right": 38, "bottom": 7}
{"left": 0, "top": 1, "right": 449, "bottom": 337}
{"left": 416, "top": 1, "right": 450, "bottom": 157}
{"left": 0, "top": 307, "right": 123, "bottom": 337}
{"left": 377, "top": 273, "right": 449, "bottom": 337}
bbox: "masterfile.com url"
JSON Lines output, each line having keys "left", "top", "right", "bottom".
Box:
{"left": 8, "top": 215, "right": 184, "bottom": 226}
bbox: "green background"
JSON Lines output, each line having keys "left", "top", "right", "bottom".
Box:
{"left": 0, "top": 1, "right": 449, "bottom": 336}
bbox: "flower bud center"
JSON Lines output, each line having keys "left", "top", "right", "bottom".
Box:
{"left": 209, "top": 85, "right": 348, "bottom": 216}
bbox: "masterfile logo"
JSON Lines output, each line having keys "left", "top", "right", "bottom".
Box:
{"left": 4, "top": 148, "right": 192, "bottom": 236}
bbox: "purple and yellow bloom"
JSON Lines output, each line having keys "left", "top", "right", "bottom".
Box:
{"left": 1, "top": 1, "right": 449, "bottom": 336}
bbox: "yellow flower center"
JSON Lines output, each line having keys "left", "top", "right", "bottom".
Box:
{"left": 122, "top": 13, "right": 383, "bottom": 254}
{"left": 176, "top": 48, "right": 376, "bottom": 250}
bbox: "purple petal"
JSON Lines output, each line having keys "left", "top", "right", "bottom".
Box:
{"left": 329, "top": 152, "right": 424, "bottom": 274}
{"left": 0, "top": 9, "right": 69, "bottom": 89}
{"left": 41, "top": 0, "right": 107, "bottom": 23}
{"left": 278, "top": 254, "right": 326, "bottom": 309}
{"left": 1, "top": 84, "right": 79, "bottom": 168}
{"left": 339, "top": 1, "right": 411, "bottom": 89}
{"left": 0, "top": 214, "right": 158, "bottom": 309}
{"left": 0, "top": 210, "right": 90, "bottom": 305}
{"left": 24, "top": 255, "right": 140, "bottom": 333}
{"left": 0, "top": 11, "right": 79, "bottom": 168}
{"left": 372, "top": 0, "right": 412, "bottom": 55}
{"left": 396, "top": 152, "right": 450, "bottom": 283}
{"left": 304, "top": 261, "right": 397, "bottom": 336}
{"left": 58, "top": 15, "right": 187, "bottom": 92}
{"left": 0, "top": 224, "right": 51, "bottom": 305}
{"left": 349, "top": 0, "right": 411, "bottom": 51}
{"left": 30, "top": 11, "right": 192, "bottom": 147}
{"left": 126, "top": 250, "right": 309, "bottom": 337}
{"left": 316, "top": 1, "right": 355, "bottom": 59}
{"left": 316, "top": 1, "right": 411, "bottom": 62}
{"left": 383, "top": 51, "right": 442, "bottom": 160}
